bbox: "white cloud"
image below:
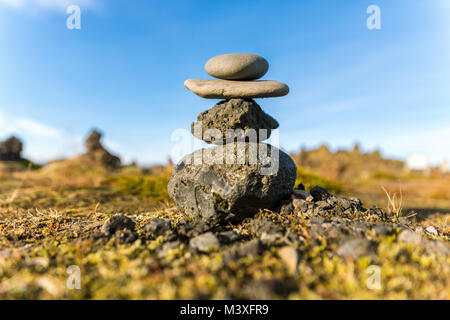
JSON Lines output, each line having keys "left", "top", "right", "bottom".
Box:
{"left": 0, "top": 108, "right": 129, "bottom": 164}
{"left": 0, "top": 109, "right": 80, "bottom": 163}
{"left": 0, "top": 0, "right": 98, "bottom": 11}
{"left": 0, "top": 109, "right": 62, "bottom": 139}
{"left": 14, "top": 117, "right": 62, "bottom": 138}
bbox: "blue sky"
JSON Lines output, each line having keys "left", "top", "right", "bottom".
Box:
{"left": 0, "top": 0, "right": 449, "bottom": 166}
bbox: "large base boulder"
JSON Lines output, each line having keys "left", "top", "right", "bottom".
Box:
{"left": 168, "top": 142, "right": 297, "bottom": 223}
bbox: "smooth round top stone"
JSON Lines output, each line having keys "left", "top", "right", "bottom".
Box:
{"left": 184, "top": 79, "right": 289, "bottom": 99}
{"left": 205, "top": 53, "right": 269, "bottom": 81}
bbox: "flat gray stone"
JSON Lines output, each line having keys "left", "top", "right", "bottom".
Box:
{"left": 145, "top": 218, "right": 173, "bottom": 239}
{"left": 217, "top": 230, "right": 241, "bottom": 244}
{"left": 278, "top": 246, "right": 301, "bottom": 275}
{"left": 167, "top": 142, "right": 297, "bottom": 223}
{"left": 184, "top": 79, "right": 289, "bottom": 99}
{"left": 260, "top": 232, "right": 281, "bottom": 245}
{"left": 337, "top": 238, "right": 377, "bottom": 261}
{"left": 191, "top": 98, "right": 279, "bottom": 144}
{"left": 222, "top": 239, "right": 264, "bottom": 264}
{"left": 157, "top": 241, "right": 183, "bottom": 259}
{"left": 205, "top": 53, "right": 269, "bottom": 80}
{"left": 425, "top": 240, "right": 450, "bottom": 256}
{"left": 250, "top": 217, "right": 283, "bottom": 237}
{"left": 398, "top": 230, "right": 422, "bottom": 245}
{"left": 189, "top": 232, "right": 220, "bottom": 253}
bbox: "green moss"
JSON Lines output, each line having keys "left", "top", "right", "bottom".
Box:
{"left": 214, "top": 193, "right": 229, "bottom": 211}
{"left": 106, "top": 174, "right": 170, "bottom": 200}
{"left": 18, "top": 159, "right": 42, "bottom": 170}
{"left": 295, "top": 167, "right": 343, "bottom": 194}
{"left": 0, "top": 165, "right": 448, "bottom": 300}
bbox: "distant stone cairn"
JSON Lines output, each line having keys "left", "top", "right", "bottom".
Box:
{"left": 0, "top": 136, "right": 23, "bottom": 161}
{"left": 83, "top": 129, "right": 121, "bottom": 169}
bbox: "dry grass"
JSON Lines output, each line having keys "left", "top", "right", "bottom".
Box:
{"left": 381, "top": 186, "right": 404, "bottom": 219}
{"left": 0, "top": 158, "right": 449, "bottom": 300}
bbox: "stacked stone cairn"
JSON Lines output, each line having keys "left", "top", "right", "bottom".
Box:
{"left": 168, "top": 54, "right": 297, "bottom": 223}
{"left": 0, "top": 136, "right": 23, "bottom": 161}
{"left": 82, "top": 129, "right": 121, "bottom": 169}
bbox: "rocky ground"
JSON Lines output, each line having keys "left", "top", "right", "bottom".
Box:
{"left": 0, "top": 165, "right": 448, "bottom": 300}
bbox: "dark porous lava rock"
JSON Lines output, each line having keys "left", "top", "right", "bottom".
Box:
{"left": 115, "top": 229, "right": 138, "bottom": 244}
{"left": 101, "top": 214, "right": 136, "bottom": 237}
{"left": 191, "top": 99, "right": 279, "bottom": 144}
{"left": 176, "top": 220, "right": 214, "bottom": 238}
{"left": 145, "top": 218, "right": 173, "bottom": 238}
{"left": 217, "top": 230, "right": 241, "bottom": 244}
{"left": 309, "top": 186, "right": 331, "bottom": 201}
{"left": 222, "top": 239, "right": 264, "bottom": 264}
{"left": 284, "top": 185, "right": 368, "bottom": 220}
{"left": 167, "top": 142, "right": 296, "bottom": 223}
{"left": 250, "top": 217, "right": 284, "bottom": 237}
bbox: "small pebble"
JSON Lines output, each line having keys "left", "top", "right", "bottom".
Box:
{"left": 278, "top": 246, "right": 301, "bottom": 275}
{"left": 101, "top": 214, "right": 136, "bottom": 237}
{"left": 426, "top": 226, "right": 438, "bottom": 236}
{"left": 189, "top": 232, "right": 220, "bottom": 253}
